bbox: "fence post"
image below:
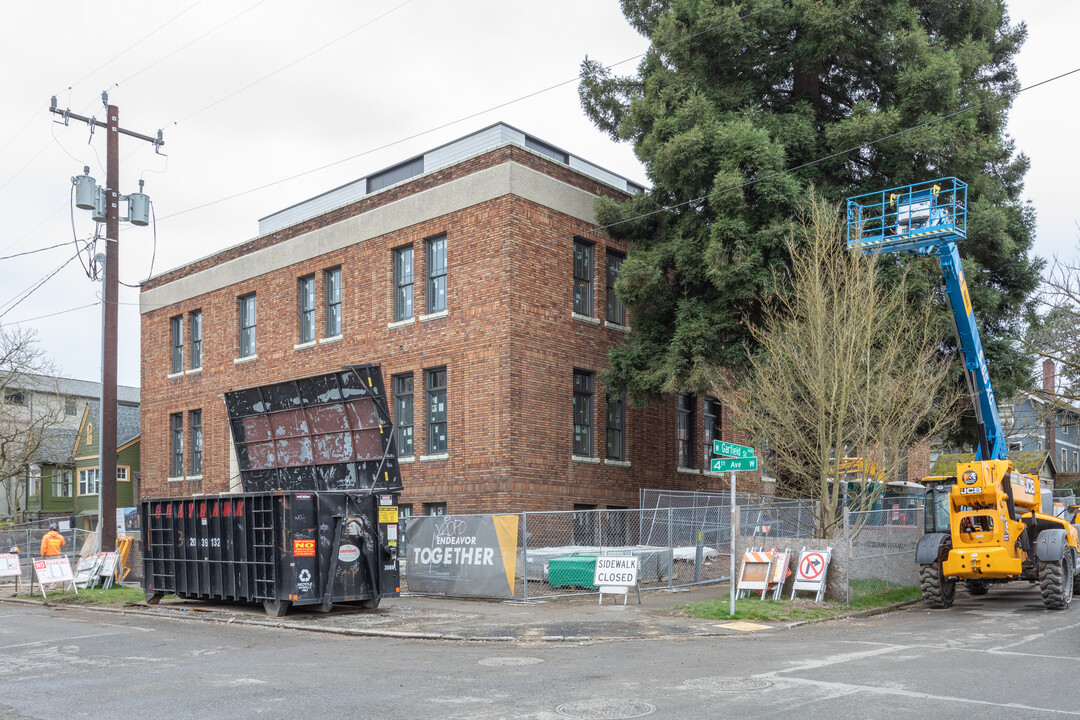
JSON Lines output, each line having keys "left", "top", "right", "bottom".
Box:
{"left": 597, "top": 509, "right": 603, "bottom": 550}
{"left": 844, "top": 506, "right": 851, "bottom": 604}
{"left": 522, "top": 511, "right": 529, "bottom": 603}
{"left": 667, "top": 507, "right": 673, "bottom": 590}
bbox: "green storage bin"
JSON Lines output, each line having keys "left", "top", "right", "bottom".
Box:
{"left": 547, "top": 555, "right": 598, "bottom": 590}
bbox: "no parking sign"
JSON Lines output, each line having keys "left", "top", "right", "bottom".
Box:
{"left": 791, "top": 547, "right": 831, "bottom": 602}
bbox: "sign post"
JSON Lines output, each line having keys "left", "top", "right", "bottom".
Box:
{"left": 712, "top": 440, "right": 756, "bottom": 618}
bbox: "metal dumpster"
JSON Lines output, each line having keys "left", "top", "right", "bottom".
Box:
{"left": 142, "top": 491, "right": 399, "bottom": 616}
{"left": 142, "top": 363, "right": 403, "bottom": 616}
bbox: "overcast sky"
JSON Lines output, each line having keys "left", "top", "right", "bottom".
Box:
{"left": 0, "top": 1, "right": 1076, "bottom": 389}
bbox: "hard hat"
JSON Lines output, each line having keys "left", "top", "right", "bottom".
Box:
{"left": 49, "top": 523, "right": 59, "bottom": 531}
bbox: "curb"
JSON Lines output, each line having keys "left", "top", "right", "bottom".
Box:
{"left": 0, "top": 594, "right": 921, "bottom": 642}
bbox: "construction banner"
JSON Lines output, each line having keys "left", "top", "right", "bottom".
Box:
{"left": 405, "top": 514, "right": 519, "bottom": 598}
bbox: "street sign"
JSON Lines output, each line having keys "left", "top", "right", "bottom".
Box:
{"left": 713, "top": 440, "right": 755, "bottom": 459}
{"left": 711, "top": 456, "right": 758, "bottom": 472}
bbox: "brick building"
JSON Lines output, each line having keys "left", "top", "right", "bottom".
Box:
{"left": 139, "top": 123, "right": 760, "bottom": 516}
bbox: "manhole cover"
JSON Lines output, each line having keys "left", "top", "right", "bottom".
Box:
{"left": 684, "top": 677, "right": 773, "bottom": 692}
{"left": 556, "top": 699, "right": 656, "bottom": 719}
{"left": 478, "top": 657, "right": 544, "bottom": 667}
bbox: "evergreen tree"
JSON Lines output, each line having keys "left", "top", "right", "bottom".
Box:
{"left": 580, "top": 0, "right": 1042, "bottom": 442}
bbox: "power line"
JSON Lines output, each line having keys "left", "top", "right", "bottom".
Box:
{"left": 1, "top": 302, "right": 98, "bottom": 326}
{"left": 0, "top": 247, "right": 88, "bottom": 320}
{"left": 0, "top": 241, "right": 74, "bottom": 262}
{"left": 156, "top": 1, "right": 784, "bottom": 223}
{"left": 170, "top": 0, "right": 418, "bottom": 126}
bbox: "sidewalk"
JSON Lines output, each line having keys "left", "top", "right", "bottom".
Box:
{"left": 0, "top": 581, "right": 799, "bottom": 642}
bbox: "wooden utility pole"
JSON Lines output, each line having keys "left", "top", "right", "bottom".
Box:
{"left": 49, "top": 96, "right": 162, "bottom": 551}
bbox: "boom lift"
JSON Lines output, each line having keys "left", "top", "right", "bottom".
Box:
{"left": 846, "top": 178, "right": 1080, "bottom": 610}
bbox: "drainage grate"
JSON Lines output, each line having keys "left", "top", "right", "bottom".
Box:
{"left": 556, "top": 699, "right": 656, "bottom": 719}
{"left": 684, "top": 677, "right": 773, "bottom": 692}
{"left": 478, "top": 657, "right": 544, "bottom": 667}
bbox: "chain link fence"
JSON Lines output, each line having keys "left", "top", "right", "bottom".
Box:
{"left": 401, "top": 490, "right": 926, "bottom": 603}
{"left": 0, "top": 522, "right": 142, "bottom": 592}
{"left": 845, "top": 504, "right": 922, "bottom": 603}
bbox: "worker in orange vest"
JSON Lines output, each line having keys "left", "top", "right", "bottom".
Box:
{"left": 40, "top": 524, "right": 66, "bottom": 557}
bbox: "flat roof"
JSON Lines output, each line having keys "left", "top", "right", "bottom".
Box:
{"left": 257, "top": 122, "right": 644, "bottom": 237}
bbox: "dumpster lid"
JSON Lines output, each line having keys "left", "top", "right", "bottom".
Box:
{"left": 224, "top": 363, "right": 403, "bottom": 493}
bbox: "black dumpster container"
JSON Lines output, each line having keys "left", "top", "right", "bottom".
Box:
{"left": 142, "top": 363, "right": 403, "bottom": 616}
{"left": 141, "top": 490, "right": 400, "bottom": 616}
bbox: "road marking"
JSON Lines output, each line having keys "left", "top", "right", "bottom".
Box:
{"left": 0, "top": 632, "right": 125, "bottom": 652}
{"left": 771, "top": 645, "right": 904, "bottom": 674}
{"left": 762, "top": 675, "right": 1080, "bottom": 716}
{"left": 989, "top": 620, "right": 1080, "bottom": 652}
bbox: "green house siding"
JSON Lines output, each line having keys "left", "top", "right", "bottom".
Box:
{"left": 28, "top": 464, "right": 75, "bottom": 514}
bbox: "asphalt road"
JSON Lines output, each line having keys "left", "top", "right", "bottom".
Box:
{"left": 1, "top": 584, "right": 1077, "bottom": 719}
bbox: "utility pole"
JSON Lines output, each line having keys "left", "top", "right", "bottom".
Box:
{"left": 50, "top": 95, "right": 162, "bottom": 552}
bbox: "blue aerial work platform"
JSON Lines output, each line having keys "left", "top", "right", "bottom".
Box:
{"left": 845, "top": 178, "right": 1004, "bottom": 462}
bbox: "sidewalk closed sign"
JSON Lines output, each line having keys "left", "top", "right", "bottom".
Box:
{"left": 593, "top": 556, "right": 638, "bottom": 587}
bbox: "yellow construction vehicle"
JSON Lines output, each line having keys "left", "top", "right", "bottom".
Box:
{"left": 847, "top": 178, "right": 1080, "bottom": 609}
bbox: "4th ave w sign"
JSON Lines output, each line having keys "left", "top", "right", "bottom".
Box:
{"left": 711, "top": 456, "right": 757, "bottom": 472}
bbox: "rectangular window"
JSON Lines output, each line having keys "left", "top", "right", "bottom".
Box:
{"left": 190, "top": 409, "right": 203, "bottom": 476}
{"left": 238, "top": 293, "right": 256, "bottom": 358}
{"left": 573, "top": 504, "right": 597, "bottom": 545}
{"left": 116, "top": 467, "right": 128, "bottom": 482}
{"left": 170, "top": 315, "right": 183, "bottom": 373}
{"left": 426, "top": 235, "right": 447, "bottom": 314}
{"left": 78, "top": 468, "right": 100, "bottom": 496}
{"left": 574, "top": 370, "right": 594, "bottom": 456}
{"left": 393, "top": 246, "right": 414, "bottom": 321}
{"left": 65, "top": 398, "right": 77, "bottom": 416}
{"left": 573, "top": 239, "right": 594, "bottom": 316}
{"left": 325, "top": 266, "right": 342, "bottom": 337}
{"left": 606, "top": 250, "right": 625, "bottom": 325}
{"left": 189, "top": 310, "right": 202, "bottom": 369}
{"left": 298, "top": 275, "right": 315, "bottom": 344}
{"left": 426, "top": 367, "right": 447, "bottom": 454}
{"left": 237, "top": 293, "right": 257, "bottom": 358}
{"left": 393, "top": 373, "right": 414, "bottom": 456}
{"left": 1062, "top": 449, "right": 1068, "bottom": 473}
{"left": 678, "top": 394, "right": 695, "bottom": 469}
{"left": 52, "top": 470, "right": 72, "bottom": 498}
{"left": 170, "top": 412, "right": 184, "bottom": 477}
{"left": 424, "top": 502, "right": 446, "bottom": 516}
{"left": 605, "top": 392, "right": 625, "bottom": 460}
{"left": 704, "top": 398, "right": 722, "bottom": 467}
{"left": 4, "top": 391, "right": 24, "bottom": 405}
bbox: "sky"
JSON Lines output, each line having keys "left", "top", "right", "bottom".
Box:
{"left": 0, "top": 1, "right": 1076, "bottom": 389}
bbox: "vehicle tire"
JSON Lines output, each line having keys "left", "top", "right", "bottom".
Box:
{"left": 964, "top": 580, "right": 990, "bottom": 596}
{"left": 1039, "top": 552, "right": 1074, "bottom": 610}
{"left": 263, "top": 599, "right": 291, "bottom": 617}
{"left": 919, "top": 562, "right": 956, "bottom": 609}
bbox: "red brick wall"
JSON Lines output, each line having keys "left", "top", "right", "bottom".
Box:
{"left": 141, "top": 151, "right": 761, "bottom": 512}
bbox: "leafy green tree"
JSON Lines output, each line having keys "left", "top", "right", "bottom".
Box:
{"left": 580, "top": 0, "right": 1042, "bottom": 443}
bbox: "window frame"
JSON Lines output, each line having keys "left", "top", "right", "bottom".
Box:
{"left": 189, "top": 310, "right": 202, "bottom": 369}
{"left": 573, "top": 370, "right": 594, "bottom": 457}
{"left": 425, "top": 235, "right": 447, "bottom": 314}
{"left": 324, "top": 266, "right": 342, "bottom": 337}
{"left": 393, "top": 245, "right": 414, "bottom": 322}
{"left": 573, "top": 238, "right": 594, "bottom": 317}
{"left": 298, "top": 275, "right": 316, "bottom": 345}
{"left": 678, "top": 394, "right": 695, "bottom": 469}
{"left": 605, "top": 249, "right": 626, "bottom": 325}
{"left": 170, "top": 412, "right": 184, "bottom": 478}
{"left": 78, "top": 468, "right": 101, "bottom": 496}
{"left": 425, "top": 367, "right": 447, "bottom": 454}
{"left": 52, "top": 469, "right": 72, "bottom": 498}
{"left": 238, "top": 293, "right": 257, "bottom": 358}
{"left": 703, "top": 398, "right": 722, "bottom": 468}
{"left": 393, "top": 373, "right": 415, "bottom": 457}
{"left": 190, "top": 409, "right": 203, "bottom": 476}
{"left": 424, "top": 502, "right": 446, "bottom": 516}
{"left": 605, "top": 391, "right": 625, "bottom": 461}
{"left": 170, "top": 315, "right": 183, "bottom": 374}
